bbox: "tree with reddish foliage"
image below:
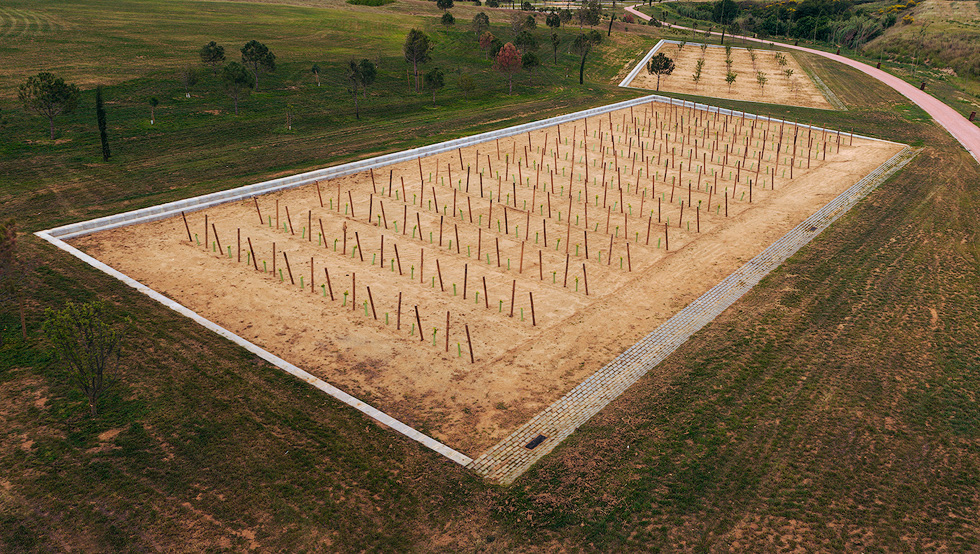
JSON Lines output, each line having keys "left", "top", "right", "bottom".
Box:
{"left": 479, "top": 31, "right": 496, "bottom": 58}
{"left": 494, "top": 42, "right": 523, "bottom": 94}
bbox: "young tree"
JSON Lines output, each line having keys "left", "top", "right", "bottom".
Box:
{"left": 514, "top": 30, "right": 539, "bottom": 53}
{"left": 756, "top": 70, "right": 768, "bottom": 91}
{"left": 458, "top": 73, "right": 476, "bottom": 98}
{"left": 311, "top": 63, "right": 321, "bottom": 86}
{"left": 571, "top": 30, "right": 602, "bottom": 84}
{"left": 404, "top": 29, "right": 433, "bottom": 93}
{"left": 359, "top": 59, "right": 377, "bottom": 99}
{"left": 700, "top": 42, "right": 707, "bottom": 58}
{"left": 550, "top": 31, "right": 561, "bottom": 63}
{"left": 148, "top": 97, "right": 159, "bottom": 124}
{"left": 559, "top": 8, "right": 573, "bottom": 25}
{"left": 693, "top": 58, "right": 704, "bottom": 90}
{"left": 178, "top": 65, "right": 198, "bottom": 98}
{"left": 442, "top": 12, "right": 456, "bottom": 26}
{"left": 522, "top": 51, "right": 540, "bottom": 83}
{"left": 347, "top": 60, "right": 364, "bottom": 119}
{"left": 494, "top": 42, "right": 523, "bottom": 94}
{"left": 472, "top": 12, "right": 490, "bottom": 35}
{"left": 241, "top": 40, "right": 277, "bottom": 91}
{"left": 646, "top": 52, "right": 675, "bottom": 90}
{"left": 479, "top": 31, "right": 496, "bottom": 58}
{"left": 546, "top": 11, "right": 561, "bottom": 29}
{"left": 436, "top": 0, "right": 454, "bottom": 11}
{"left": 725, "top": 70, "right": 738, "bottom": 92}
{"left": 577, "top": 0, "right": 601, "bottom": 27}
{"left": 44, "top": 301, "right": 122, "bottom": 417}
{"left": 222, "top": 62, "right": 253, "bottom": 114}
{"left": 18, "top": 73, "right": 80, "bottom": 140}
{"left": 95, "top": 86, "right": 110, "bottom": 162}
{"left": 783, "top": 68, "right": 794, "bottom": 79}
{"left": 199, "top": 41, "right": 226, "bottom": 74}
{"left": 423, "top": 67, "right": 445, "bottom": 105}
{"left": 0, "top": 220, "right": 27, "bottom": 344}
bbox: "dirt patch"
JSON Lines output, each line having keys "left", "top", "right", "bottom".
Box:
{"left": 72, "top": 101, "right": 902, "bottom": 457}
{"left": 626, "top": 42, "right": 835, "bottom": 110}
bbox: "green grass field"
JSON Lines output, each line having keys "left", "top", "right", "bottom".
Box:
{"left": 3, "top": 0, "right": 980, "bottom": 550}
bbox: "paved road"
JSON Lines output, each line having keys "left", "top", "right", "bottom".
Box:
{"left": 623, "top": 5, "right": 980, "bottom": 165}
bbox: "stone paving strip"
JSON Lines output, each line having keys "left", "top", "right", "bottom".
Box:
{"left": 468, "top": 146, "right": 920, "bottom": 485}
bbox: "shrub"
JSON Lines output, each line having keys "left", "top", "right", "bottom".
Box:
{"left": 902, "top": 14, "right": 914, "bottom": 24}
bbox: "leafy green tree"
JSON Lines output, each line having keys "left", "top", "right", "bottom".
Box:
{"left": 44, "top": 301, "right": 122, "bottom": 417}
{"left": 522, "top": 51, "right": 540, "bottom": 83}
{"left": 458, "top": 73, "right": 476, "bottom": 98}
{"left": 646, "top": 51, "right": 675, "bottom": 90}
{"left": 577, "top": 0, "right": 601, "bottom": 27}
{"left": 489, "top": 37, "right": 504, "bottom": 58}
{"left": 546, "top": 12, "right": 561, "bottom": 28}
{"left": 437, "top": 0, "right": 454, "bottom": 11}
{"left": 95, "top": 87, "right": 110, "bottom": 162}
{"left": 199, "top": 41, "right": 225, "bottom": 74}
{"left": 404, "top": 28, "right": 433, "bottom": 93}
{"left": 494, "top": 42, "right": 523, "bottom": 94}
{"left": 559, "top": 8, "right": 573, "bottom": 24}
{"left": 222, "top": 62, "right": 253, "bottom": 114}
{"left": 240, "top": 40, "right": 276, "bottom": 91}
{"left": 550, "top": 31, "right": 561, "bottom": 63}
{"left": 514, "top": 30, "right": 539, "bottom": 52}
{"left": 0, "top": 220, "right": 27, "bottom": 343}
{"left": 18, "top": 72, "right": 80, "bottom": 140}
{"left": 148, "top": 97, "right": 159, "bottom": 124}
{"left": 725, "top": 70, "right": 738, "bottom": 92}
{"left": 472, "top": 12, "right": 490, "bottom": 35}
{"left": 423, "top": 67, "right": 445, "bottom": 105}
{"left": 311, "top": 63, "right": 321, "bottom": 86}
{"left": 521, "top": 1, "right": 532, "bottom": 10}
{"left": 713, "top": 0, "right": 740, "bottom": 25}
{"left": 442, "top": 12, "right": 456, "bottom": 25}
{"left": 571, "top": 29, "right": 602, "bottom": 84}
{"left": 359, "top": 59, "right": 377, "bottom": 98}
{"left": 178, "top": 65, "right": 198, "bottom": 98}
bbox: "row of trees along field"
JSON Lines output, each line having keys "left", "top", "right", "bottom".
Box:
{"left": 15, "top": 3, "right": 621, "bottom": 142}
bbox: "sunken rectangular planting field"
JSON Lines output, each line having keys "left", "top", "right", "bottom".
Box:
{"left": 73, "top": 101, "right": 902, "bottom": 455}
{"left": 626, "top": 43, "right": 835, "bottom": 110}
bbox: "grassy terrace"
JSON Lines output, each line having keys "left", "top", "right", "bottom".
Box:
{"left": 2, "top": 0, "right": 980, "bottom": 550}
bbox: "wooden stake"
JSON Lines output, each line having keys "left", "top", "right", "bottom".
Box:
{"left": 394, "top": 243, "right": 403, "bottom": 275}
{"left": 253, "top": 198, "right": 263, "bottom": 224}
{"left": 529, "top": 292, "right": 536, "bottom": 326}
{"left": 355, "top": 231, "right": 364, "bottom": 262}
{"left": 283, "top": 251, "right": 294, "bottom": 284}
{"left": 181, "top": 211, "right": 192, "bottom": 241}
{"left": 319, "top": 218, "right": 327, "bottom": 249}
{"left": 582, "top": 263, "right": 589, "bottom": 296}
{"left": 310, "top": 257, "right": 314, "bottom": 293}
{"left": 519, "top": 241, "right": 525, "bottom": 273}
{"left": 247, "top": 237, "right": 258, "bottom": 270}
{"left": 454, "top": 224, "right": 460, "bottom": 254}
{"left": 285, "top": 206, "right": 294, "bottom": 235}
{"left": 626, "top": 242, "right": 632, "bottom": 271}
{"left": 316, "top": 181, "right": 324, "bottom": 207}
{"left": 463, "top": 263, "right": 468, "bottom": 299}
{"left": 465, "top": 324, "right": 475, "bottom": 363}
{"left": 308, "top": 210, "right": 312, "bottom": 242}
{"left": 445, "top": 311, "right": 450, "bottom": 351}
{"left": 563, "top": 253, "right": 570, "bottom": 286}
{"left": 495, "top": 237, "right": 501, "bottom": 267}
{"left": 211, "top": 223, "right": 221, "bottom": 254}
{"left": 414, "top": 306, "right": 423, "bottom": 342}
{"left": 348, "top": 191, "right": 356, "bottom": 218}
{"left": 324, "top": 267, "right": 334, "bottom": 300}
{"left": 436, "top": 258, "right": 445, "bottom": 291}
{"left": 509, "top": 279, "right": 516, "bottom": 317}
{"left": 367, "top": 286, "right": 377, "bottom": 319}
{"left": 539, "top": 250, "right": 543, "bottom": 280}
{"left": 204, "top": 214, "right": 208, "bottom": 248}
{"left": 237, "top": 228, "right": 241, "bottom": 262}
{"left": 482, "top": 276, "right": 489, "bottom": 308}
{"left": 397, "top": 292, "right": 401, "bottom": 329}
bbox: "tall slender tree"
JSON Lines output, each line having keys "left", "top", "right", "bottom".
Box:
{"left": 222, "top": 62, "right": 253, "bottom": 114}
{"left": 494, "top": 42, "right": 523, "bottom": 94}
{"left": 199, "top": 41, "right": 226, "bottom": 74}
{"left": 95, "top": 86, "right": 110, "bottom": 161}
{"left": 403, "top": 29, "right": 433, "bottom": 93}
{"left": 646, "top": 52, "right": 675, "bottom": 90}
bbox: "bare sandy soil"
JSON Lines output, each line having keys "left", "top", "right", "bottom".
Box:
{"left": 627, "top": 43, "right": 835, "bottom": 110}
{"left": 74, "top": 101, "right": 901, "bottom": 455}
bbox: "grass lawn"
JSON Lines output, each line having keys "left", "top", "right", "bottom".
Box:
{"left": 3, "top": 0, "right": 980, "bottom": 550}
